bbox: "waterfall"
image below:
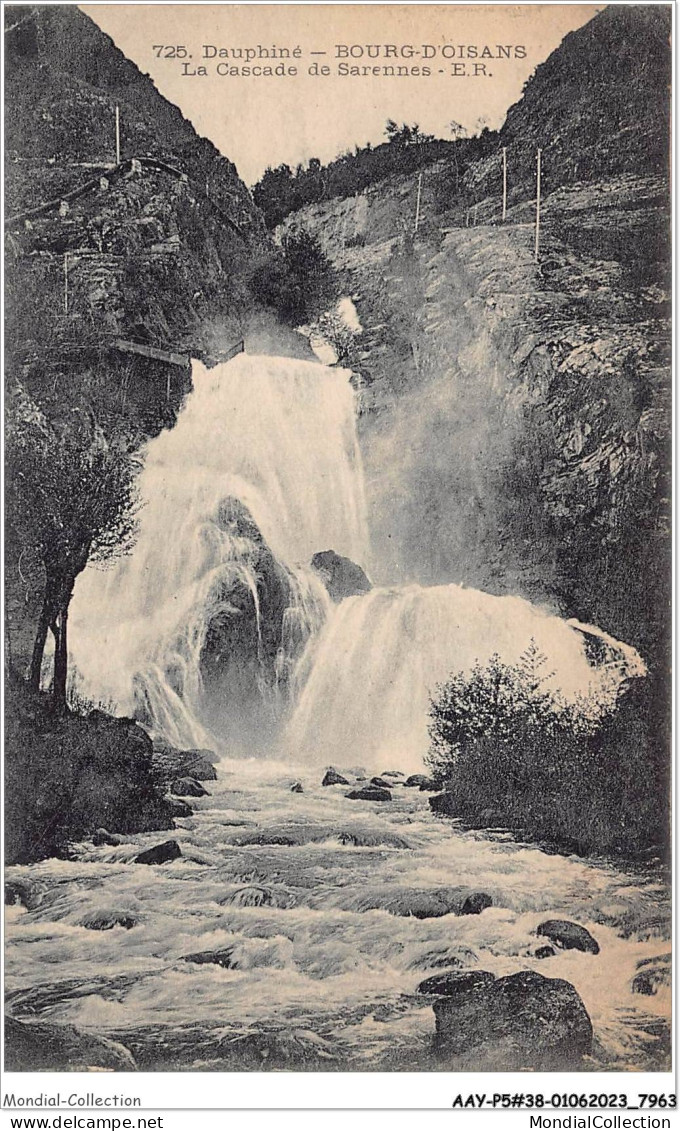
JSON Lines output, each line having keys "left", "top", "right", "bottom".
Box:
{"left": 285, "top": 584, "right": 644, "bottom": 773}
{"left": 70, "top": 351, "right": 642, "bottom": 766}
{"left": 69, "top": 355, "right": 369, "bottom": 750}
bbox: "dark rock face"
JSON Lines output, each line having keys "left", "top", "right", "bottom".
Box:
{"left": 81, "top": 910, "right": 138, "bottom": 931}
{"left": 536, "top": 945, "right": 556, "bottom": 959}
{"left": 197, "top": 499, "right": 297, "bottom": 749}
{"left": 382, "top": 771, "right": 404, "bottom": 779}
{"left": 370, "top": 776, "right": 391, "bottom": 788}
{"left": 167, "top": 797, "right": 193, "bottom": 818}
{"left": 4, "top": 676, "right": 174, "bottom": 865}
{"left": 345, "top": 886, "right": 468, "bottom": 919}
{"left": 170, "top": 777, "right": 209, "bottom": 798}
{"left": 92, "top": 828, "right": 122, "bottom": 847}
{"left": 322, "top": 768, "right": 349, "bottom": 786}
{"left": 418, "top": 970, "right": 497, "bottom": 997}
{"left": 432, "top": 969, "right": 593, "bottom": 1069}
{"left": 311, "top": 550, "right": 371, "bottom": 602}
{"left": 153, "top": 745, "right": 218, "bottom": 782}
{"left": 134, "top": 839, "right": 182, "bottom": 865}
{"left": 4, "top": 879, "right": 41, "bottom": 910}
{"left": 537, "top": 919, "right": 600, "bottom": 955}
{"left": 346, "top": 787, "right": 392, "bottom": 802}
{"left": 460, "top": 893, "right": 493, "bottom": 916}
{"left": 5, "top": 1016, "right": 136, "bottom": 1072}
{"left": 291, "top": 781, "right": 304, "bottom": 793}
{"left": 404, "top": 774, "right": 434, "bottom": 788}
{"left": 218, "top": 885, "right": 296, "bottom": 910}
{"left": 429, "top": 791, "right": 457, "bottom": 815}
{"left": 183, "top": 947, "right": 238, "bottom": 969}
{"left": 632, "top": 954, "right": 671, "bottom": 995}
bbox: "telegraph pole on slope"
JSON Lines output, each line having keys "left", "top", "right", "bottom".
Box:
{"left": 115, "top": 105, "right": 121, "bottom": 165}
{"left": 414, "top": 171, "right": 423, "bottom": 234}
{"left": 534, "top": 148, "right": 542, "bottom": 262}
{"left": 502, "top": 147, "right": 507, "bottom": 222}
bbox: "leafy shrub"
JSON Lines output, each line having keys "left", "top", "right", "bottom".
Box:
{"left": 426, "top": 642, "right": 668, "bottom": 858}
{"left": 248, "top": 232, "right": 337, "bottom": 325}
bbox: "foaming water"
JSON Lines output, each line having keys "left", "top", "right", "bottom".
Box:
{"left": 287, "top": 584, "right": 643, "bottom": 772}
{"left": 68, "top": 351, "right": 643, "bottom": 764}
{"left": 69, "top": 355, "right": 368, "bottom": 748}
{"left": 5, "top": 764, "right": 670, "bottom": 1071}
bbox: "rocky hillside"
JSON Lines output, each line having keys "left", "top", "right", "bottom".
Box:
{"left": 4, "top": 4, "right": 284, "bottom": 678}
{"left": 5, "top": 3, "right": 272, "bottom": 434}
{"left": 281, "top": 6, "right": 671, "bottom": 680}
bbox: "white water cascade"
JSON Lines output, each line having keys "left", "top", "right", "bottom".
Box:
{"left": 69, "top": 355, "right": 369, "bottom": 750}
{"left": 70, "top": 352, "right": 642, "bottom": 766}
{"left": 287, "top": 585, "right": 645, "bottom": 772}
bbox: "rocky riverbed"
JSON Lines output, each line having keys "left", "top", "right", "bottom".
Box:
{"left": 5, "top": 760, "right": 671, "bottom": 1072}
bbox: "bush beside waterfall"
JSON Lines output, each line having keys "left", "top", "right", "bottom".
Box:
{"left": 426, "top": 643, "right": 669, "bottom": 858}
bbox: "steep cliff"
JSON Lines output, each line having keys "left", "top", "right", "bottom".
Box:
{"left": 4, "top": 3, "right": 278, "bottom": 678}
{"left": 281, "top": 6, "right": 671, "bottom": 676}
{"left": 5, "top": 3, "right": 271, "bottom": 435}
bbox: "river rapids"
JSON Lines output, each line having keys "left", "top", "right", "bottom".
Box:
{"left": 5, "top": 354, "right": 670, "bottom": 1071}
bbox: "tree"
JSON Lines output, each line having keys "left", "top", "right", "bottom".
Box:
{"left": 6, "top": 387, "right": 140, "bottom": 711}
{"left": 252, "top": 163, "right": 300, "bottom": 228}
{"left": 384, "top": 120, "right": 434, "bottom": 147}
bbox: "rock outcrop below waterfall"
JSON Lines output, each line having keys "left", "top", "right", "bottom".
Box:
{"left": 4, "top": 675, "right": 174, "bottom": 865}
{"left": 311, "top": 550, "right": 372, "bottom": 602}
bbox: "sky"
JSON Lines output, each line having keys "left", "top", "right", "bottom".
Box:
{"left": 82, "top": 4, "right": 601, "bottom": 185}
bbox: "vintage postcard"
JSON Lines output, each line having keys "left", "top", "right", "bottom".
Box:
{"left": 3, "top": 0, "right": 672, "bottom": 1096}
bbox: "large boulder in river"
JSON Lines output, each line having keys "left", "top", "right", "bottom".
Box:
{"left": 429, "top": 791, "right": 457, "bottom": 815}
{"left": 197, "top": 498, "right": 299, "bottom": 747}
{"left": 183, "top": 947, "right": 238, "bottom": 969}
{"left": 404, "top": 773, "right": 435, "bottom": 788}
{"left": 167, "top": 797, "right": 193, "bottom": 818}
{"left": 430, "top": 969, "right": 593, "bottom": 1069}
{"left": 322, "top": 767, "right": 349, "bottom": 786}
{"left": 537, "top": 919, "right": 600, "bottom": 955}
{"left": 5, "top": 1016, "right": 136, "bottom": 1072}
{"left": 4, "top": 878, "right": 42, "bottom": 910}
{"left": 92, "top": 827, "right": 122, "bottom": 847}
{"left": 170, "top": 776, "right": 210, "bottom": 798}
{"left": 460, "top": 892, "right": 493, "bottom": 915}
{"left": 346, "top": 787, "right": 392, "bottom": 802}
{"left": 153, "top": 744, "right": 218, "bottom": 782}
{"left": 80, "top": 909, "right": 139, "bottom": 931}
{"left": 417, "top": 970, "right": 497, "bottom": 997}
{"left": 631, "top": 953, "right": 671, "bottom": 995}
{"left": 311, "top": 550, "right": 372, "bottom": 602}
{"left": 134, "top": 839, "right": 182, "bottom": 865}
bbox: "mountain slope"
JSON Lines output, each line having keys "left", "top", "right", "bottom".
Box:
{"left": 5, "top": 2, "right": 273, "bottom": 434}
{"left": 280, "top": 5, "right": 671, "bottom": 678}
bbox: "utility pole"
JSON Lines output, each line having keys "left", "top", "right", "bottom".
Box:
{"left": 414, "top": 171, "right": 423, "bottom": 234}
{"left": 63, "top": 253, "right": 69, "bottom": 314}
{"left": 534, "top": 148, "right": 542, "bottom": 262}
{"left": 115, "top": 105, "right": 121, "bottom": 165}
{"left": 502, "top": 147, "right": 507, "bottom": 222}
